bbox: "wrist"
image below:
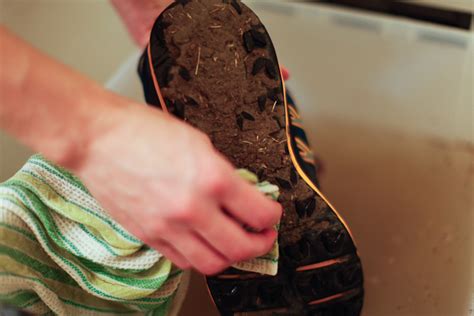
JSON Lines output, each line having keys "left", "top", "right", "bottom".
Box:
{"left": 58, "top": 89, "right": 133, "bottom": 175}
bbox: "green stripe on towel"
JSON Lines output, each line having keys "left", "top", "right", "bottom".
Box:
{"left": 0, "top": 155, "right": 280, "bottom": 315}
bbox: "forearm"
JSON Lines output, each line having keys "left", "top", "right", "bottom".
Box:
{"left": 0, "top": 26, "right": 129, "bottom": 170}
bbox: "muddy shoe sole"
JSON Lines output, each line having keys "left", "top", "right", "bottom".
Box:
{"left": 138, "top": 0, "right": 364, "bottom": 315}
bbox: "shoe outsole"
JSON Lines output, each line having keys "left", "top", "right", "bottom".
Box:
{"left": 138, "top": 1, "right": 364, "bottom": 315}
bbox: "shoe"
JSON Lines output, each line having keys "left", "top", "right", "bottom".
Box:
{"left": 138, "top": 1, "right": 364, "bottom": 315}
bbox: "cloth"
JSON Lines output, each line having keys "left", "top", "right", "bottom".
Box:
{"left": 230, "top": 169, "right": 280, "bottom": 276}
{"left": 0, "top": 155, "right": 280, "bottom": 315}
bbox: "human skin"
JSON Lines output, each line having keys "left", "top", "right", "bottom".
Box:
{"left": 0, "top": 23, "right": 282, "bottom": 275}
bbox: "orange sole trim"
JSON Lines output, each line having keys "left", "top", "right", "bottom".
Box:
{"left": 147, "top": 44, "right": 169, "bottom": 114}
{"left": 296, "top": 255, "right": 351, "bottom": 272}
{"left": 308, "top": 289, "right": 358, "bottom": 306}
{"left": 282, "top": 75, "right": 357, "bottom": 245}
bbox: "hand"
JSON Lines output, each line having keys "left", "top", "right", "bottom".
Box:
{"left": 111, "top": 0, "right": 173, "bottom": 47}
{"left": 110, "top": 0, "right": 290, "bottom": 80}
{"left": 0, "top": 26, "right": 282, "bottom": 275}
{"left": 76, "top": 104, "right": 282, "bottom": 275}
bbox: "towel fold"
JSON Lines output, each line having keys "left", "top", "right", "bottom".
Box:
{"left": 0, "top": 155, "right": 279, "bottom": 315}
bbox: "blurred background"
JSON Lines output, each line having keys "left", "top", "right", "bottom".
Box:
{"left": 1, "top": 0, "right": 473, "bottom": 315}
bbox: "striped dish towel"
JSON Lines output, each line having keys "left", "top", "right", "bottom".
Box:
{"left": 0, "top": 155, "right": 280, "bottom": 315}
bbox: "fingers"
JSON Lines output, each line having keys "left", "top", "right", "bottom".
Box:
{"left": 152, "top": 239, "right": 191, "bottom": 270}
{"left": 161, "top": 226, "right": 230, "bottom": 275}
{"left": 194, "top": 204, "right": 278, "bottom": 263}
{"left": 220, "top": 173, "right": 283, "bottom": 231}
{"left": 196, "top": 155, "right": 282, "bottom": 231}
{"left": 281, "top": 66, "right": 290, "bottom": 81}
{"left": 150, "top": 149, "right": 281, "bottom": 275}
{"left": 157, "top": 190, "right": 278, "bottom": 274}
{"left": 111, "top": 0, "right": 171, "bottom": 47}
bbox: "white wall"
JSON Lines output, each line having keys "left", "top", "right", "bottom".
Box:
{"left": 0, "top": 0, "right": 136, "bottom": 181}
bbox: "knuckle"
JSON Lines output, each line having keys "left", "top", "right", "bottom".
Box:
{"left": 203, "top": 171, "right": 227, "bottom": 197}
{"left": 171, "top": 200, "right": 198, "bottom": 224}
